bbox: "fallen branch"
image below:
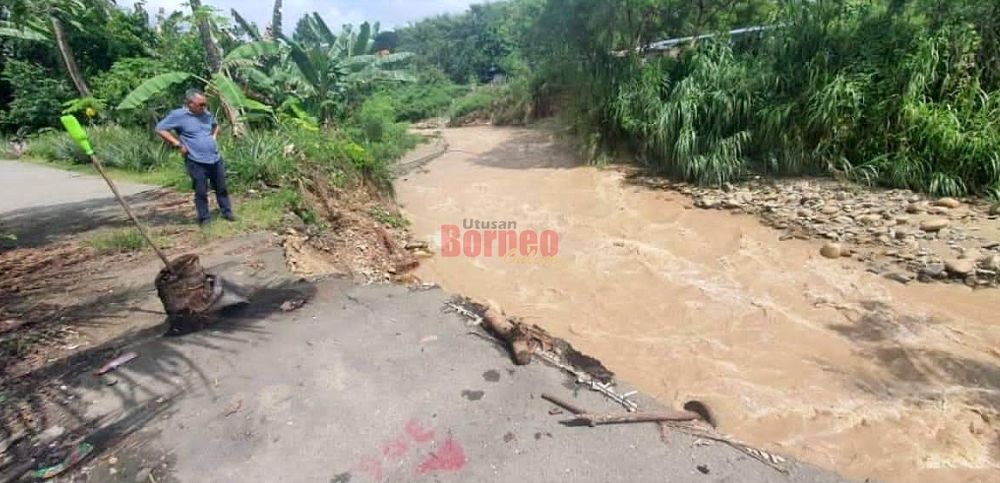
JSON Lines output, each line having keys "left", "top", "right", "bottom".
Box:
{"left": 564, "top": 410, "right": 702, "bottom": 427}
{"left": 541, "top": 393, "right": 588, "bottom": 415}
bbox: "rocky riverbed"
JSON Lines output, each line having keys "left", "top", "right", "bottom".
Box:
{"left": 650, "top": 177, "right": 1000, "bottom": 288}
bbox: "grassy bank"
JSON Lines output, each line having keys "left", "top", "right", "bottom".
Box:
{"left": 20, "top": 97, "right": 421, "bottom": 232}
{"left": 526, "top": 0, "right": 1000, "bottom": 199}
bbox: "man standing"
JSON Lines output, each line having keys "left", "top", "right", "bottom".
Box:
{"left": 156, "top": 89, "right": 235, "bottom": 225}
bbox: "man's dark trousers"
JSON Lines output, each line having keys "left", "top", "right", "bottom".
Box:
{"left": 185, "top": 157, "right": 233, "bottom": 223}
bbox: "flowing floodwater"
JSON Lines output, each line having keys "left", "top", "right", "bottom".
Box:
{"left": 395, "top": 126, "right": 1000, "bottom": 483}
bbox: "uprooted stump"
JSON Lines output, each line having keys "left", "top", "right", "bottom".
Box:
{"left": 482, "top": 304, "right": 538, "bottom": 365}
{"left": 154, "top": 254, "right": 220, "bottom": 318}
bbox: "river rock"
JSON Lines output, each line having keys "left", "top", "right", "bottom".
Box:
{"left": 820, "top": 243, "right": 842, "bottom": 259}
{"left": 696, "top": 197, "right": 720, "bottom": 209}
{"left": 981, "top": 254, "right": 1000, "bottom": 271}
{"left": 906, "top": 203, "right": 925, "bottom": 214}
{"left": 820, "top": 205, "right": 839, "bottom": 215}
{"left": 895, "top": 215, "right": 910, "bottom": 225}
{"left": 884, "top": 272, "right": 913, "bottom": 284}
{"left": 922, "top": 261, "right": 946, "bottom": 276}
{"left": 857, "top": 214, "right": 881, "bottom": 225}
{"left": 934, "top": 197, "right": 962, "bottom": 209}
{"left": 945, "top": 259, "right": 976, "bottom": 276}
{"left": 960, "top": 249, "right": 981, "bottom": 260}
{"left": 990, "top": 204, "right": 1000, "bottom": 216}
{"left": 919, "top": 219, "right": 950, "bottom": 232}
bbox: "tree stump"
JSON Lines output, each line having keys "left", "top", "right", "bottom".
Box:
{"left": 154, "top": 254, "right": 220, "bottom": 317}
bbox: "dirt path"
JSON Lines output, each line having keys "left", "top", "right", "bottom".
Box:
{"left": 395, "top": 126, "right": 1000, "bottom": 483}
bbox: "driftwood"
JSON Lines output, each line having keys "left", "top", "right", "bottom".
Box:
{"left": 481, "top": 304, "right": 536, "bottom": 365}
{"left": 565, "top": 411, "right": 702, "bottom": 427}
{"left": 542, "top": 393, "right": 702, "bottom": 426}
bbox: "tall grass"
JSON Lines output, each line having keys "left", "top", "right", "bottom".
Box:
{"left": 27, "top": 125, "right": 173, "bottom": 171}
{"left": 536, "top": 0, "right": 1000, "bottom": 196}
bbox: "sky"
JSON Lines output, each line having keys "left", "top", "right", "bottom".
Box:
{"left": 130, "top": 0, "right": 482, "bottom": 31}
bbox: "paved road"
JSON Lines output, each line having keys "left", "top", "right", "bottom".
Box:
{"left": 0, "top": 160, "right": 154, "bottom": 214}
{"left": 20, "top": 278, "right": 852, "bottom": 483}
{"left": 0, "top": 160, "right": 169, "bottom": 247}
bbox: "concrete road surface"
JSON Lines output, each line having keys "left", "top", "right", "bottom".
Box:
{"left": 0, "top": 160, "right": 154, "bottom": 213}
{"left": 55, "top": 278, "right": 855, "bottom": 483}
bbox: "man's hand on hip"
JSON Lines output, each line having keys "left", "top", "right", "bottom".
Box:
{"left": 178, "top": 144, "right": 188, "bottom": 156}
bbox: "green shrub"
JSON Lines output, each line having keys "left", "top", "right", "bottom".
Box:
{"left": 26, "top": 125, "right": 173, "bottom": 171}
{"left": 219, "top": 130, "right": 297, "bottom": 190}
{"left": 448, "top": 79, "right": 537, "bottom": 126}
{"left": 449, "top": 87, "right": 499, "bottom": 121}
{"left": 381, "top": 80, "right": 468, "bottom": 122}
{"left": 0, "top": 60, "right": 74, "bottom": 132}
{"left": 347, "top": 95, "right": 420, "bottom": 187}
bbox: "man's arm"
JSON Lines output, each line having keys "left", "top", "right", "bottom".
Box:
{"left": 157, "top": 129, "right": 188, "bottom": 156}
{"left": 155, "top": 111, "right": 187, "bottom": 155}
{"left": 211, "top": 123, "right": 220, "bottom": 140}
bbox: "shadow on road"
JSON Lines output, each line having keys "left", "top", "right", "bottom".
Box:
{"left": 0, "top": 189, "right": 190, "bottom": 249}
{"left": 0, "top": 278, "right": 317, "bottom": 480}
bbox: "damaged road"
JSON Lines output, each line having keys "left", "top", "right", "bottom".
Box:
{"left": 5, "top": 277, "right": 853, "bottom": 483}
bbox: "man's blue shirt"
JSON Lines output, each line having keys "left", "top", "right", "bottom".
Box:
{"left": 155, "top": 108, "right": 220, "bottom": 164}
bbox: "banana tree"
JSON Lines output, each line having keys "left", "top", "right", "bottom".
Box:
{"left": 278, "top": 14, "right": 415, "bottom": 124}
{"left": 116, "top": 41, "right": 282, "bottom": 132}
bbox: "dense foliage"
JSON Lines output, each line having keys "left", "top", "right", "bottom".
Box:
{"left": 3, "top": 0, "right": 1000, "bottom": 199}
{"left": 526, "top": 0, "right": 1000, "bottom": 197}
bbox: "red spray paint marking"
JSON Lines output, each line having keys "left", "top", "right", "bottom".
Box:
{"left": 416, "top": 435, "right": 466, "bottom": 476}
{"left": 382, "top": 435, "right": 409, "bottom": 459}
{"left": 355, "top": 456, "right": 384, "bottom": 481}
{"left": 405, "top": 420, "right": 435, "bottom": 444}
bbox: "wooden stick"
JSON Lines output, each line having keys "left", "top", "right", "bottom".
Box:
{"left": 566, "top": 410, "right": 702, "bottom": 427}
{"left": 541, "top": 393, "right": 590, "bottom": 415}
{"left": 89, "top": 155, "right": 171, "bottom": 269}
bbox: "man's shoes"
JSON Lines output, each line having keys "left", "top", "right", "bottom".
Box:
{"left": 222, "top": 213, "right": 236, "bottom": 222}
{"left": 197, "top": 218, "right": 211, "bottom": 227}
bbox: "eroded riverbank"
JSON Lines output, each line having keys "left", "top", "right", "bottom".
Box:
{"left": 395, "top": 126, "right": 1000, "bottom": 483}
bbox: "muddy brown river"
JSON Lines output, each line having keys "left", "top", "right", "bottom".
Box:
{"left": 395, "top": 126, "right": 1000, "bottom": 483}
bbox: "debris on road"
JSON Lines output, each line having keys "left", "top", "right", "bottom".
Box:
{"left": 32, "top": 442, "right": 93, "bottom": 479}
{"left": 224, "top": 399, "right": 242, "bottom": 417}
{"left": 564, "top": 410, "right": 702, "bottom": 427}
{"left": 280, "top": 299, "right": 306, "bottom": 312}
{"left": 541, "top": 393, "right": 587, "bottom": 415}
{"left": 96, "top": 351, "right": 138, "bottom": 375}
